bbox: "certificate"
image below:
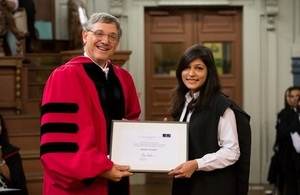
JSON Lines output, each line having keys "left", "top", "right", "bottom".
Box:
{"left": 0, "top": 188, "right": 20, "bottom": 191}
{"left": 110, "top": 120, "right": 188, "bottom": 172}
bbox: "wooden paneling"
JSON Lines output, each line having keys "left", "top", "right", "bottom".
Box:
{"left": 0, "top": 57, "right": 24, "bottom": 114}
{"left": 202, "top": 14, "right": 235, "bottom": 33}
{"left": 151, "top": 15, "right": 185, "bottom": 33}
{"left": 4, "top": 115, "right": 40, "bottom": 134}
{"left": 10, "top": 133, "right": 40, "bottom": 151}
{"left": 26, "top": 176, "right": 43, "bottom": 195}
{"left": 34, "top": 0, "right": 54, "bottom": 21}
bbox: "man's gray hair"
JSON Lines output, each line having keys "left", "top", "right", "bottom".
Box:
{"left": 83, "top": 12, "right": 122, "bottom": 38}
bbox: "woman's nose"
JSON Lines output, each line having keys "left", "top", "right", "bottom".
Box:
{"left": 188, "top": 68, "right": 195, "bottom": 76}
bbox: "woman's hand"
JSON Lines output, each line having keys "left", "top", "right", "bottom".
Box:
{"left": 168, "top": 160, "right": 198, "bottom": 179}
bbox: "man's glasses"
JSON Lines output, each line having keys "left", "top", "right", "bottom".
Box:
{"left": 88, "top": 30, "right": 119, "bottom": 43}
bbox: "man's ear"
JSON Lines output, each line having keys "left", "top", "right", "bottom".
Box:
{"left": 82, "top": 30, "right": 88, "bottom": 43}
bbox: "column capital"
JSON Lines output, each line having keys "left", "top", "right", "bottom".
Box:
{"left": 265, "top": 0, "right": 278, "bottom": 31}
{"left": 110, "top": 0, "right": 124, "bottom": 17}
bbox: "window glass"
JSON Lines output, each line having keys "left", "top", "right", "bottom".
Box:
{"left": 204, "top": 42, "right": 232, "bottom": 75}
{"left": 154, "top": 43, "right": 182, "bottom": 76}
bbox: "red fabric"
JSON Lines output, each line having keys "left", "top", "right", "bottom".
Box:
{"left": 40, "top": 56, "right": 141, "bottom": 195}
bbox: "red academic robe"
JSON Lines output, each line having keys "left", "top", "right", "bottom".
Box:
{"left": 40, "top": 56, "right": 141, "bottom": 195}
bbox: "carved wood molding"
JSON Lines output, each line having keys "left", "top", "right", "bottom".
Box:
{"left": 0, "top": 56, "right": 23, "bottom": 114}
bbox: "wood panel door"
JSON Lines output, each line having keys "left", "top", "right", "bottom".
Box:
{"left": 145, "top": 8, "right": 196, "bottom": 121}
{"left": 145, "top": 7, "right": 242, "bottom": 121}
{"left": 197, "top": 8, "right": 243, "bottom": 106}
{"left": 144, "top": 7, "right": 242, "bottom": 183}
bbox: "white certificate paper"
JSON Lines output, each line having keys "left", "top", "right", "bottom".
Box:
{"left": 0, "top": 188, "right": 20, "bottom": 191}
{"left": 110, "top": 120, "right": 188, "bottom": 172}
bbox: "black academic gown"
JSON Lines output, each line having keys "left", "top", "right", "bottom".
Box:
{"left": 1, "top": 143, "right": 28, "bottom": 195}
{"left": 172, "top": 93, "right": 238, "bottom": 195}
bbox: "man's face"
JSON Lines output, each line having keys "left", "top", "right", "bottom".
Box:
{"left": 288, "top": 89, "right": 300, "bottom": 108}
{"left": 82, "top": 22, "right": 120, "bottom": 67}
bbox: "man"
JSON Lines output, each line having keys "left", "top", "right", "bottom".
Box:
{"left": 288, "top": 87, "right": 300, "bottom": 108}
{"left": 40, "top": 12, "right": 141, "bottom": 195}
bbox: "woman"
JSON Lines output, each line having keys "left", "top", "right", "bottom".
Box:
{"left": 274, "top": 88, "right": 300, "bottom": 195}
{"left": 0, "top": 114, "right": 28, "bottom": 194}
{"left": 167, "top": 44, "right": 241, "bottom": 195}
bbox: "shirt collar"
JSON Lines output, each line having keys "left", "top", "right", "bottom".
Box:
{"left": 185, "top": 91, "right": 200, "bottom": 103}
{"left": 84, "top": 52, "right": 109, "bottom": 79}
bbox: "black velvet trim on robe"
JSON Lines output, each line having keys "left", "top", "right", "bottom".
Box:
{"left": 40, "top": 104, "right": 80, "bottom": 156}
{"left": 41, "top": 102, "right": 79, "bottom": 117}
{"left": 41, "top": 123, "right": 79, "bottom": 136}
{"left": 40, "top": 142, "right": 79, "bottom": 156}
{"left": 83, "top": 62, "right": 129, "bottom": 195}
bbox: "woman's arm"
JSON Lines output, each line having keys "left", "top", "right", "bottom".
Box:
{"left": 196, "top": 108, "right": 240, "bottom": 171}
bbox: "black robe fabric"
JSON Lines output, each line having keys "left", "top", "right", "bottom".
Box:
{"left": 172, "top": 93, "right": 243, "bottom": 195}
{"left": 84, "top": 62, "right": 129, "bottom": 195}
{"left": 274, "top": 107, "right": 300, "bottom": 195}
{"left": 1, "top": 143, "right": 28, "bottom": 195}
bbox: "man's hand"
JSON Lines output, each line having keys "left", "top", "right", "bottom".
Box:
{"left": 100, "top": 164, "right": 134, "bottom": 182}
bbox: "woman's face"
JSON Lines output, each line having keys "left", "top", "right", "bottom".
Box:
{"left": 181, "top": 58, "right": 208, "bottom": 94}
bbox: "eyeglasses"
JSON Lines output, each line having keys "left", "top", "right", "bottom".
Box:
{"left": 88, "top": 30, "right": 119, "bottom": 43}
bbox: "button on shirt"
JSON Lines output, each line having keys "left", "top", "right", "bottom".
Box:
{"left": 180, "top": 91, "right": 240, "bottom": 171}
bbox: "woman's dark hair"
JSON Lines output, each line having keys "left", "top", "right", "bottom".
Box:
{"left": 0, "top": 114, "right": 10, "bottom": 145}
{"left": 284, "top": 87, "right": 292, "bottom": 109}
{"left": 170, "top": 44, "right": 221, "bottom": 118}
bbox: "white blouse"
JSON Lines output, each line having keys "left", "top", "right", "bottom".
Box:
{"left": 180, "top": 92, "right": 240, "bottom": 171}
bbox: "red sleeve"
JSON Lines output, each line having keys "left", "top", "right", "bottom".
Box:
{"left": 40, "top": 63, "right": 113, "bottom": 189}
